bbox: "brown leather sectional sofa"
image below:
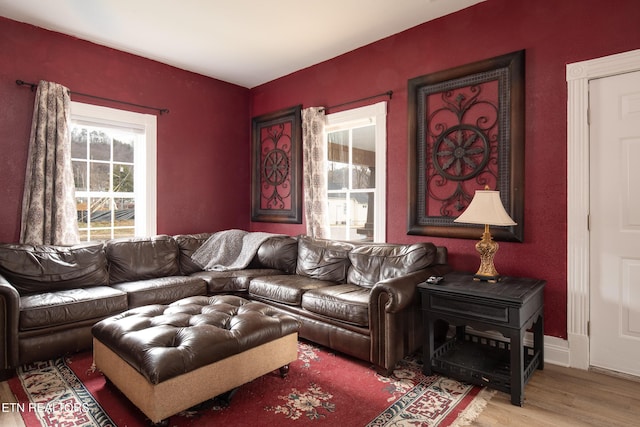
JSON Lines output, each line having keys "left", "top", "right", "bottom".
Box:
{"left": 0, "top": 232, "right": 450, "bottom": 380}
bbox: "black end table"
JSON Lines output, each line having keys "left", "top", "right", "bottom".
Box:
{"left": 418, "top": 272, "right": 545, "bottom": 406}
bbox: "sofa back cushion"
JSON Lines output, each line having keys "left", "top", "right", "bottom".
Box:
{"left": 0, "top": 242, "right": 108, "bottom": 295}
{"left": 250, "top": 236, "right": 298, "bottom": 274}
{"left": 296, "top": 236, "right": 353, "bottom": 283}
{"left": 106, "top": 235, "right": 180, "bottom": 284}
{"left": 173, "top": 233, "right": 213, "bottom": 275}
{"left": 347, "top": 242, "right": 437, "bottom": 288}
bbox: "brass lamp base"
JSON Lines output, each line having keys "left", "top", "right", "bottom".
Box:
{"left": 472, "top": 224, "right": 502, "bottom": 283}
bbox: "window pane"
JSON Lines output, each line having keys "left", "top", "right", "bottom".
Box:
{"left": 71, "top": 127, "right": 87, "bottom": 159}
{"left": 89, "top": 228, "right": 114, "bottom": 241}
{"left": 352, "top": 166, "right": 373, "bottom": 190}
{"left": 113, "top": 138, "right": 134, "bottom": 163}
{"left": 76, "top": 197, "right": 88, "bottom": 226}
{"left": 78, "top": 229, "right": 89, "bottom": 241}
{"left": 113, "top": 164, "right": 134, "bottom": 192}
{"left": 354, "top": 192, "right": 374, "bottom": 242}
{"left": 115, "top": 197, "right": 135, "bottom": 225}
{"left": 90, "top": 197, "right": 112, "bottom": 226}
{"left": 328, "top": 192, "right": 347, "bottom": 239}
{"left": 114, "top": 197, "right": 135, "bottom": 239}
{"left": 352, "top": 126, "right": 375, "bottom": 190}
{"left": 352, "top": 125, "right": 375, "bottom": 151}
{"left": 89, "top": 163, "right": 110, "bottom": 191}
{"left": 328, "top": 161, "right": 348, "bottom": 190}
{"left": 89, "top": 130, "right": 111, "bottom": 161}
{"left": 328, "top": 130, "right": 349, "bottom": 163}
{"left": 72, "top": 161, "right": 87, "bottom": 191}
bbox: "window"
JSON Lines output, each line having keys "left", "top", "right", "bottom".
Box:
{"left": 325, "top": 102, "right": 386, "bottom": 242}
{"left": 70, "top": 102, "right": 157, "bottom": 241}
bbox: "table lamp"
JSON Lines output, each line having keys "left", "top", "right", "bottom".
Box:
{"left": 454, "top": 187, "right": 516, "bottom": 282}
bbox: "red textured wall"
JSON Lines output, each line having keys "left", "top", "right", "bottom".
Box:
{"left": 2, "top": 0, "right": 639, "bottom": 340}
{"left": 249, "top": 0, "right": 640, "bottom": 338}
{"left": 0, "top": 17, "right": 250, "bottom": 241}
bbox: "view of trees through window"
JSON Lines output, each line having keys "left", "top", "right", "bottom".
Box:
{"left": 71, "top": 124, "right": 137, "bottom": 241}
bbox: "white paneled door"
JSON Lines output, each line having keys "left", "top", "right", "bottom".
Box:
{"left": 589, "top": 70, "right": 640, "bottom": 377}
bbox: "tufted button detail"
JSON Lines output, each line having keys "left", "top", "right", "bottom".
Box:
{"left": 92, "top": 295, "right": 300, "bottom": 384}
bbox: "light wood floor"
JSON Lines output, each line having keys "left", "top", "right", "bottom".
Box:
{"left": 1, "top": 363, "right": 639, "bottom": 426}
{"left": 472, "top": 364, "right": 640, "bottom": 427}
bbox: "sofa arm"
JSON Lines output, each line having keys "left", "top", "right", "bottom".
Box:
{"left": 368, "top": 266, "right": 452, "bottom": 373}
{"left": 370, "top": 269, "right": 431, "bottom": 313}
{"left": 0, "top": 273, "right": 20, "bottom": 378}
{"left": 368, "top": 270, "right": 429, "bottom": 373}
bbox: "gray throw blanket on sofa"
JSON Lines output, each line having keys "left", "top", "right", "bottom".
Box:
{"left": 191, "top": 229, "right": 284, "bottom": 271}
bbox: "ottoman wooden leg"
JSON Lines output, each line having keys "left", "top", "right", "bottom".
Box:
{"left": 279, "top": 364, "right": 290, "bottom": 378}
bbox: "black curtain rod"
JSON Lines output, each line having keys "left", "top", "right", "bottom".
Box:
{"left": 16, "top": 80, "right": 169, "bottom": 114}
{"left": 321, "top": 90, "right": 393, "bottom": 112}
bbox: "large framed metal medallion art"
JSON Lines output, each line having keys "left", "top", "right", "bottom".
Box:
{"left": 407, "top": 50, "right": 525, "bottom": 242}
{"left": 251, "top": 105, "right": 303, "bottom": 223}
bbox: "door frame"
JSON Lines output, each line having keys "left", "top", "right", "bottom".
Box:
{"left": 566, "top": 48, "right": 640, "bottom": 369}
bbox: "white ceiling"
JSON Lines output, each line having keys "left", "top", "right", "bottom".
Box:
{"left": 0, "top": 0, "right": 484, "bottom": 88}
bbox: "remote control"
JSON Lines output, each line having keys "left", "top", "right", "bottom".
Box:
{"left": 426, "top": 276, "right": 444, "bottom": 284}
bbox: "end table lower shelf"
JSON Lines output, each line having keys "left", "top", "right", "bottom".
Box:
{"left": 432, "top": 333, "right": 541, "bottom": 396}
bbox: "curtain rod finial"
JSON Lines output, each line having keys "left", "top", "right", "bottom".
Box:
{"left": 16, "top": 79, "right": 37, "bottom": 91}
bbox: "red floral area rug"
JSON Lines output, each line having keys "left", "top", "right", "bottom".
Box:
{"left": 8, "top": 341, "right": 494, "bottom": 426}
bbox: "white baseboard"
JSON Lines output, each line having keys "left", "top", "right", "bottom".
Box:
{"left": 543, "top": 335, "right": 570, "bottom": 367}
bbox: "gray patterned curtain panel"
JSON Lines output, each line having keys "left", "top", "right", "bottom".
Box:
{"left": 20, "top": 80, "right": 79, "bottom": 245}
{"left": 302, "top": 107, "right": 329, "bottom": 238}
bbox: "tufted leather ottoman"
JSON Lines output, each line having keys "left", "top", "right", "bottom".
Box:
{"left": 91, "top": 295, "right": 300, "bottom": 424}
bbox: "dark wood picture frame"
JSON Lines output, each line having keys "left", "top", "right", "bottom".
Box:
{"left": 407, "top": 50, "right": 525, "bottom": 242}
{"left": 251, "top": 105, "right": 303, "bottom": 223}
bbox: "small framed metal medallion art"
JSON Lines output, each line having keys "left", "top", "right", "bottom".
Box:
{"left": 251, "top": 105, "right": 303, "bottom": 223}
{"left": 407, "top": 50, "right": 525, "bottom": 242}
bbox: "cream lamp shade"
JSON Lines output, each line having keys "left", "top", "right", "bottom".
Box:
{"left": 454, "top": 188, "right": 516, "bottom": 282}
{"left": 454, "top": 189, "right": 517, "bottom": 227}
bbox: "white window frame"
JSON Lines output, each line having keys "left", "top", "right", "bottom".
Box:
{"left": 70, "top": 102, "right": 157, "bottom": 238}
{"left": 324, "top": 101, "right": 387, "bottom": 242}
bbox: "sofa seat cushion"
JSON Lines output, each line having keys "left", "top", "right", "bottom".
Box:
{"left": 19, "top": 286, "right": 128, "bottom": 331}
{"left": 191, "top": 268, "right": 283, "bottom": 294}
{"left": 110, "top": 276, "right": 206, "bottom": 308}
{"left": 249, "top": 275, "right": 336, "bottom": 306}
{"left": 301, "top": 284, "right": 370, "bottom": 327}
